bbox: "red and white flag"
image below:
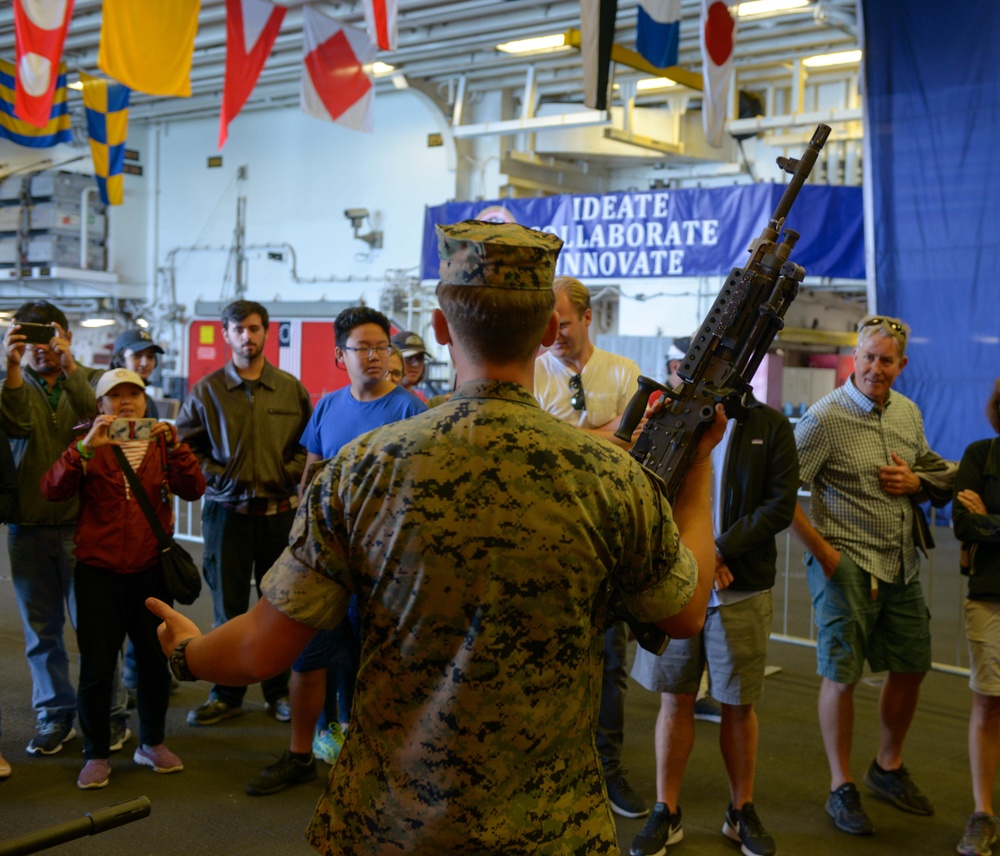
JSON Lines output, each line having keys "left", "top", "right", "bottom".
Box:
{"left": 13, "top": 0, "right": 75, "bottom": 128}
{"left": 218, "top": 0, "right": 286, "bottom": 148}
{"left": 301, "top": 7, "right": 375, "bottom": 133}
{"left": 362, "top": 0, "right": 397, "bottom": 51}
{"left": 700, "top": 0, "right": 737, "bottom": 147}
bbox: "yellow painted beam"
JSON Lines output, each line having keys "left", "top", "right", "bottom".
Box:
{"left": 564, "top": 29, "right": 703, "bottom": 92}
{"left": 777, "top": 328, "right": 858, "bottom": 348}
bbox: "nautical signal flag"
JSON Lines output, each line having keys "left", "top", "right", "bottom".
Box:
{"left": 579, "top": 0, "right": 618, "bottom": 111}
{"left": 98, "top": 0, "right": 200, "bottom": 97}
{"left": 362, "top": 0, "right": 398, "bottom": 51}
{"left": 0, "top": 57, "right": 72, "bottom": 148}
{"left": 636, "top": 0, "right": 681, "bottom": 69}
{"left": 219, "top": 0, "right": 287, "bottom": 149}
{"left": 13, "top": 0, "right": 75, "bottom": 129}
{"left": 80, "top": 73, "right": 131, "bottom": 205}
{"left": 301, "top": 7, "right": 376, "bottom": 133}
{"left": 700, "top": 0, "right": 737, "bottom": 147}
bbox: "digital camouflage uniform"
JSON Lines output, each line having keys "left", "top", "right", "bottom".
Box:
{"left": 259, "top": 221, "right": 700, "bottom": 854}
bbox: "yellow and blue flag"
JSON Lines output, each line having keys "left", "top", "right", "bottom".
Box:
{"left": 80, "top": 72, "right": 131, "bottom": 205}
{"left": 0, "top": 58, "right": 73, "bottom": 148}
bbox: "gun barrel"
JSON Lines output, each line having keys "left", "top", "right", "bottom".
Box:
{"left": 772, "top": 123, "right": 831, "bottom": 225}
{"left": 0, "top": 797, "right": 151, "bottom": 856}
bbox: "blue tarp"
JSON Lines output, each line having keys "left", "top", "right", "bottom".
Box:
{"left": 862, "top": 1, "right": 1000, "bottom": 465}
{"left": 422, "top": 184, "right": 864, "bottom": 281}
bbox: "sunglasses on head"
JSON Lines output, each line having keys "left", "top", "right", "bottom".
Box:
{"left": 569, "top": 374, "right": 585, "bottom": 411}
{"left": 859, "top": 317, "right": 907, "bottom": 338}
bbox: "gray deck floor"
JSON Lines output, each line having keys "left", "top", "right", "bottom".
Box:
{"left": 0, "top": 529, "right": 980, "bottom": 855}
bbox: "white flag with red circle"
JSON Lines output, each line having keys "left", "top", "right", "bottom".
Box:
{"left": 362, "top": 0, "right": 397, "bottom": 51}
{"left": 301, "top": 7, "right": 375, "bottom": 133}
{"left": 700, "top": 0, "right": 737, "bottom": 147}
{"left": 14, "top": 0, "right": 75, "bottom": 128}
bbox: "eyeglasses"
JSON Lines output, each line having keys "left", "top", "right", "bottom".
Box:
{"left": 859, "top": 317, "right": 907, "bottom": 338}
{"left": 387, "top": 369, "right": 403, "bottom": 381}
{"left": 569, "top": 373, "right": 585, "bottom": 411}
{"left": 342, "top": 345, "right": 391, "bottom": 358}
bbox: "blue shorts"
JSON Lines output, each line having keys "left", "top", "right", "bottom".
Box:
{"left": 806, "top": 551, "right": 931, "bottom": 683}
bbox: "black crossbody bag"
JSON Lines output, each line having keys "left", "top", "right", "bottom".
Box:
{"left": 111, "top": 444, "right": 202, "bottom": 605}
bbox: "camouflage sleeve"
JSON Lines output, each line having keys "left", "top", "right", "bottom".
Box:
{"left": 260, "top": 462, "right": 352, "bottom": 630}
{"left": 615, "top": 466, "right": 698, "bottom": 623}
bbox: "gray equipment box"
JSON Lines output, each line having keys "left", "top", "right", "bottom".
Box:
{"left": 29, "top": 201, "right": 106, "bottom": 236}
{"left": 30, "top": 171, "right": 98, "bottom": 202}
{"left": 0, "top": 238, "right": 21, "bottom": 266}
{"left": 26, "top": 234, "right": 105, "bottom": 269}
{"left": 0, "top": 207, "right": 23, "bottom": 233}
{"left": 0, "top": 179, "right": 24, "bottom": 203}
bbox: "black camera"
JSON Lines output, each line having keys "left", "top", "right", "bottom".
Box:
{"left": 14, "top": 322, "right": 57, "bottom": 346}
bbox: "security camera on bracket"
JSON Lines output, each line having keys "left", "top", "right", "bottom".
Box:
{"left": 344, "top": 208, "right": 383, "bottom": 249}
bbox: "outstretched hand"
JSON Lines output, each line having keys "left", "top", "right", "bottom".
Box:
{"left": 146, "top": 597, "right": 201, "bottom": 656}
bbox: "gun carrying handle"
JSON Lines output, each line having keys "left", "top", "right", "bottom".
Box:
{"left": 614, "top": 376, "right": 668, "bottom": 443}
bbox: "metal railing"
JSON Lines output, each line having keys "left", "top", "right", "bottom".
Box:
{"left": 173, "top": 491, "right": 972, "bottom": 675}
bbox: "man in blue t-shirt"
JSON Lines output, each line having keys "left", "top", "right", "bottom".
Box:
{"left": 247, "top": 306, "right": 426, "bottom": 796}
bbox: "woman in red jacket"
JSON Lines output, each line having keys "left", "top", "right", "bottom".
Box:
{"left": 41, "top": 368, "right": 206, "bottom": 790}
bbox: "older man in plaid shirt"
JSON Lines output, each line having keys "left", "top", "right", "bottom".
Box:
{"left": 791, "top": 314, "right": 948, "bottom": 838}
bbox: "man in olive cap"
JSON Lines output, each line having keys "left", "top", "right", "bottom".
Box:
{"left": 148, "top": 220, "right": 721, "bottom": 854}
{"left": 390, "top": 329, "right": 431, "bottom": 401}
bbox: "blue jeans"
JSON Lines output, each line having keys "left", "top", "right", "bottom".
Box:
{"left": 8, "top": 524, "right": 128, "bottom": 726}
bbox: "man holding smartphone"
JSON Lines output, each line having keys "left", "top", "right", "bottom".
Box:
{"left": 0, "top": 300, "right": 128, "bottom": 756}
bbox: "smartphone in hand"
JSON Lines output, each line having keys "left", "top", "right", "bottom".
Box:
{"left": 14, "top": 322, "right": 56, "bottom": 345}
{"left": 109, "top": 418, "right": 157, "bottom": 441}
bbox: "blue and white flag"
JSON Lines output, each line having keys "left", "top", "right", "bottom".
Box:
{"left": 637, "top": 0, "right": 681, "bottom": 68}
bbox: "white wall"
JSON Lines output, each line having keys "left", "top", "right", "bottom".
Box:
{"left": 110, "top": 89, "right": 457, "bottom": 315}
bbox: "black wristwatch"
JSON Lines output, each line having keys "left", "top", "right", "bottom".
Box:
{"left": 169, "top": 638, "right": 198, "bottom": 682}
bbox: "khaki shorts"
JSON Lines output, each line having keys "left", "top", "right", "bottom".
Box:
{"left": 965, "top": 598, "right": 1000, "bottom": 696}
{"left": 630, "top": 590, "right": 772, "bottom": 706}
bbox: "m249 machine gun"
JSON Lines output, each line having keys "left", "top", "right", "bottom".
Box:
{"left": 610, "top": 123, "right": 831, "bottom": 655}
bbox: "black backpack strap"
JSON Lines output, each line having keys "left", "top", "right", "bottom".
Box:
{"left": 111, "top": 445, "right": 172, "bottom": 551}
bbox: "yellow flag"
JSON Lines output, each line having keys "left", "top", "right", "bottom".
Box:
{"left": 98, "top": 0, "right": 201, "bottom": 97}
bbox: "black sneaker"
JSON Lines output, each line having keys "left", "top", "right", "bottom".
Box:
{"left": 246, "top": 750, "right": 317, "bottom": 796}
{"left": 26, "top": 721, "right": 76, "bottom": 756}
{"left": 187, "top": 698, "right": 244, "bottom": 726}
{"left": 605, "top": 770, "right": 649, "bottom": 818}
{"left": 862, "top": 759, "right": 934, "bottom": 816}
{"left": 958, "top": 811, "right": 998, "bottom": 856}
{"left": 723, "top": 802, "right": 776, "bottom": 856}
{"left": 825, "top": 782, "right": 874, "bottom": 835}
{"left": 630, "top": 803, "right": 683, "bottom": 856}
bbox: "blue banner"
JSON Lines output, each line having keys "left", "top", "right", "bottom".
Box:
{"left": 422, "top": 184, "right": 863, "bottom": 281}
{"left": 863, "top": 0, "right": 1000, "bottom": 474}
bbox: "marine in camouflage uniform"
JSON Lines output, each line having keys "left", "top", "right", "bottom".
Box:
{"left": 154, "top": 220, "right": 716, "bottom": 855}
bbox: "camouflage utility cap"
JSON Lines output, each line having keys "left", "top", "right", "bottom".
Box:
{"left": 436, "top": 220, "right": 563, "bottom": 290}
